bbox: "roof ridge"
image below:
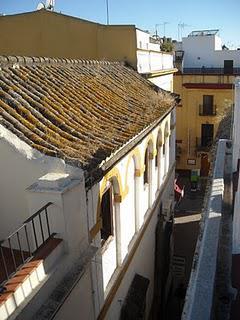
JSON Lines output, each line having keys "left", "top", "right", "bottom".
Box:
{"left": 0, "top": 55, "right": 122, "bottom": 67}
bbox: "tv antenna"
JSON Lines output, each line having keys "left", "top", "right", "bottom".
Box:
{"left": 178, "top": 22, "right": 192, "bottom": 40}
{"left": 36, "top": 0, "right": 55, "bottom": 11}
{"left": 106, "top": 0, "right": 109, "bottom": 24}
{"left": 155, "top": 22, "right": 170, "bottom": 37}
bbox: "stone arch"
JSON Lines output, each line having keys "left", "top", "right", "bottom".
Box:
{"left": 124, "top": 147, "right": 141, "bottom": 190}
{"left": 97, "top": 167, "right": 123, "bottom": 220}
{"left": 155, "top": 128, "right": 164, "bottom": 189}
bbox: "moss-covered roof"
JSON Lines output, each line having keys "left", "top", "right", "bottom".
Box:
{"left": 0, "top": 56, "right": 174, "bottom": 170}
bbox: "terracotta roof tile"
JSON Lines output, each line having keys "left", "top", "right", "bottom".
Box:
{"left": 0, "top": 56, "right": 174, "bottom": 170}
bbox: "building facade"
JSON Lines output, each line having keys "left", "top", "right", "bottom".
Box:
{"left": 181, "top": 77, "right": 240, "bottom": 320}
{"left": 0, "top": 56, "right": 176, "bottom": 320}
{"left": 0, "top": 9, "right": 177, "bottom": 92}
{"left": 174, "top": 30, "right": 240, "bottom": 174}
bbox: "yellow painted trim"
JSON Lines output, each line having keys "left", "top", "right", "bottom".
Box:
{"left": 164, "top": 121, "right": 170, "bottom": 140}
{"left": 97, "top": 162, "right": 176, "bottom": 320}
{"left": 143, "top": 134, "right": 155, "bottom": 165}
{"left": 147, "top": 68, "right": 178, "bottom": 78}
{"left": 122, "top": 185, "right": 129, "bottom": 199}
{"left": 135, "top": 167, "right": 145, "bottom": 177}
{"left": 124, "top": 147, "right": 141, "bottom": 190}
{"left": 114, "top": 194, "right": 122, "bottom": 203}
{"left": 97, "top": 167, "right": 123, "bottom": 220}
{"left": 149, "top": 152, "right": 154, "bottom": 160}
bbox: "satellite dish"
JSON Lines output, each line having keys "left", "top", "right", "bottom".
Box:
{"left": 36, "top": 2, "right": 45, "bottom": 10}
{"left": 45, "top": 0, "right": 55, "bottom": 11}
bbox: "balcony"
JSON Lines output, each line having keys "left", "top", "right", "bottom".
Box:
{"left": 0, "top": 203, "right": 61, "bottom": 289}
{"left": 196, "top": 137, "right": 213, "bottom": 151}
{"left": 199, "top": 104, "right": 217, "bottom": 116}
{"left": 183, "top": 67, "right": 240, "bottom": 75}
{"left": 175, "top": 50, "right": 184, "bottom": 61}
{"left": 137, "top": 50, "right": 174, "bottom": 74}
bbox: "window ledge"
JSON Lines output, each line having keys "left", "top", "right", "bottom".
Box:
{"left": 101, "top": 235, "right": 114, "bottom": 254}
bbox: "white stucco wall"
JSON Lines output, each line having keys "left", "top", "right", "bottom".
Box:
{"left": 0, "top": 125, "right": 83, "bottom": 239}
{"left": 182, "top": 34, "right": 240, "bottom": 68}
{"left": 137, "top": 50, "right": 174, "bottom": 74}
{"left": 53, "top": 267, "right": 95, "bottom": 320}
{"left": 86, "top": 109, "right": 175, "bottom": 318}
{"left": 105, "top": 170, "right": 175, "bottom": 319}
{"left": 136, "top": 29, "right": 160, "bottom": 51}
{"left": 149, "top": 73, "right": 173, "bottom": 92}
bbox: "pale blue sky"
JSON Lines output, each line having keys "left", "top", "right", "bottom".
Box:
{"left": 1, "top": 0, "right": 240, "bottom": 48}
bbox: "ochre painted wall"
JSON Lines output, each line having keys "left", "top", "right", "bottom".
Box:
{"left": 174, "top": 74, "right": 234, "bottom": 171}
{"left": 98, "top": 26, "right": 137, "bottom": 68}
{"left": 0, "top": 10, "right": 100, "bottom": 59}
{"left": 0, "top": 10, "right": 137, "bottom": 67}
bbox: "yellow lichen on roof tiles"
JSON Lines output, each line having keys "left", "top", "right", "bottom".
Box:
{"left": 0, "top": 56, "right": 174, "bottom": 170}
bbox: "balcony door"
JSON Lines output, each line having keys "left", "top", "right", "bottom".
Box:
{"left": 203, "top": 95, "right": 213, "bottom": 115}
{"left": 224, "top": 60, "right": 233, "bottom": 74}
{"left": 201, "top": 124, "right": 214, "bottom": 147}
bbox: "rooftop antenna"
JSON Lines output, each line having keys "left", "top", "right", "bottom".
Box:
{"left": 155, "top": 22, "right": 170, "bottom": 37}
{"left": 106, "top": 0, "right": 109, "bottom": 24}
{"left": 178, "top": 22, "right": 192, "bottom": 41}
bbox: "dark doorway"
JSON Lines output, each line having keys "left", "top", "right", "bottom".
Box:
{"left": 224, "top": 60, "right": 233, "bottom": 74}
{"left": 201, "top": 124, "right": 214, "bottom": 147}
{"left": 200, "top": 154, "right": 210, "bottom": 176}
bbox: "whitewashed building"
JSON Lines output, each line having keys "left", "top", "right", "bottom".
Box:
{"left": 0, "top": 56, "right": 177, "bottom": 320}
{"left": 136, "top": 29, "right": 176, "bottom": 91}
{"left": 175, "top": 29, "right": 240, "bottom": 71}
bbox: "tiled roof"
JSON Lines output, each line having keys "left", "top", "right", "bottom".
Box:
{"left": 0, "top": 56, "right": 174, "bottom": 170}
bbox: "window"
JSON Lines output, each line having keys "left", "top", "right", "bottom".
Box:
{"left": 100, "top": 187, "right": 113, "bottom": 242}
{"left": 162, "top": 143, "right": 166, "bottom": 156}
{"left": 201, "top": 95, "right": 215, "bottom": 115}
{"left": 224, "top": 60, "right": 233, "bottom": 74}
{"left": 144, "top": 149, "right": 149, "bottom": 184}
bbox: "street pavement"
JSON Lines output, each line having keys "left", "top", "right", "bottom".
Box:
{"left": 167, "top": 175, "right": 207, "bottom": 320}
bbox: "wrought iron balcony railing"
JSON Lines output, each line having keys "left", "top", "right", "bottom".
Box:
{"left": 183, "top": 67, "right": 240, "bottom": 75}
{"left": 0, "top": 202, "right": 54, "bottom": 289}
{"left": 199, "top": 104, "right": 217, "bottom": 116}
{"left": 196, "top": 137, "right": 213, "bottom": 151}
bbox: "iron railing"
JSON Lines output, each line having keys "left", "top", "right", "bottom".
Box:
{"left": 183, "top": 67, "right": 240, "bottom": 75}
{"left": 0, "top": 202, "right": 53, "bottom": 289}
{"left": 196, "top": 137, "right": 213, "bottom": 151}
{"left": 199, "top": 104, "right": 217, "bottom": 116}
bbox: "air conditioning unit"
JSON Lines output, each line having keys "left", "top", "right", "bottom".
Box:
{"left": 163, "top": 199, "right": 173, "bottom": 216}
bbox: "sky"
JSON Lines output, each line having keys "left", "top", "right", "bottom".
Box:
{"left": 1, "top": 0, "right": 240, "bottom": 48}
